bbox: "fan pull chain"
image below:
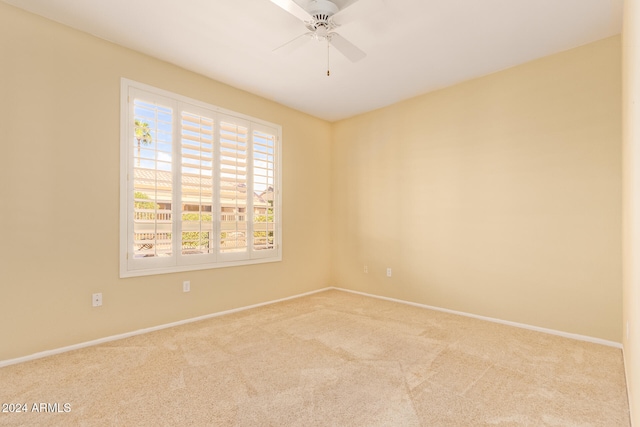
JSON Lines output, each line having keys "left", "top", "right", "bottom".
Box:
{"left": 327, "top": 38, "right": 330, "bottom": 77}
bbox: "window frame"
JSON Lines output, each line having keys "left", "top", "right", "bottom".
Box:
{"left": 120, "top": 79, "right": 282, "bottom": 278}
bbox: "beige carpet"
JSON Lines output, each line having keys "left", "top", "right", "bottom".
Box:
{"left": 0, "top": 289, "right": 630, "bottom": 426}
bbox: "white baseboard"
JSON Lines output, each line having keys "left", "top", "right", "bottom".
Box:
{"left": 332, "top": 287, "right": 623, "bottom": 349}
{"left": 0, "top": 287, "right": 333, "bottom": 368}
{"left": 1, "top": 286, "right": 622, "bottom": 368}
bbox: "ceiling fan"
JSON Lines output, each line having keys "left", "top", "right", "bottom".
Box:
{"left": 270, "top": 0, "right": 366, "bottom": 75}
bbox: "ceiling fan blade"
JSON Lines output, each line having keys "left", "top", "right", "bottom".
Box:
{"left": 328, "top": 33, "right": 366, "bottom": 62}
{"left": 331, "top": 0, "right": 363, "bottom": 23}
{"left": 273, "top": 32, "right": 313, "bottom": 54}
{"left": 270, "top": 0, "right": 313, "bottom": 23}
{"left": 332, "top": 0, "right": 387, "bottom": 27}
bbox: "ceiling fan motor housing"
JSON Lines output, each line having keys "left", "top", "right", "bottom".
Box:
{"left": 306, "top": 0, "right": 339, "bottom": 28}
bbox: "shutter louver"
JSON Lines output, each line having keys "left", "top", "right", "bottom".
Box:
{"left": 181, "top": 112, "right": 214, "bottom": 255}
{"left": 219, "top": 121, "right": 248, "bottom": 253}
{"left": 132, "top": 99, "right": 173, "bottom": 259}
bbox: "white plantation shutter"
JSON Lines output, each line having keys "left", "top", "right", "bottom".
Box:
{"left": 180, "top": 109, "right": 215, "bottom": 264}
{"left": 121, "top": 79, "right": 281, "bottom": 277}
{"left": 219, "top": 117, "right": 249, "bottom": 260}
{"left": 128, "top": 90, "right": 176, "bottom": 272}
{"left": 252, "top": 125, "right": 278, "bottom": 258}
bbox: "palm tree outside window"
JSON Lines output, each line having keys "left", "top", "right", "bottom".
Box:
{"left": 135, "top": 119, "right": 152, "bottom": 166}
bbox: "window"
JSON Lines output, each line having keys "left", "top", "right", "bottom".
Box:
{"left": 120, "top": 79, "right": 281, "bottom": 277}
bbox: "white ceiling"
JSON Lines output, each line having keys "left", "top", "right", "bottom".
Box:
{"left": 3, "top": 0, "right": 623, "bottom": 121}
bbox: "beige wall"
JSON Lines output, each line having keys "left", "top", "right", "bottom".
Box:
{"left": 331, "top": 36, "right": 622, "bottom": 342}
{"left": 623, "top": 0, "right": 640, "bottom": 423}
{"left": 0, "top": 3, "right": 332, "bottom": 361}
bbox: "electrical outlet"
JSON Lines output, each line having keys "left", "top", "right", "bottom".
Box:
{"left": 386, "top": 268, "right": 392, "bottom": 277}
{"left": 92, "top": 293, "right": 102, "bottom": 307}
{"left": 183, "top": 281, "right": 190, "bottom": 293}
{"left": 364, "top": 265, "right": 368, "bottom": 273}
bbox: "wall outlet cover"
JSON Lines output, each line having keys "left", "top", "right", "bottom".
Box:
{"left": 92, "top": 293, "right": 102, "bottom": 307}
